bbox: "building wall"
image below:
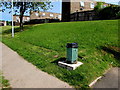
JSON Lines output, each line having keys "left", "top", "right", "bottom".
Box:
{"left": 70, "top": 11, "right": 97, "bottom": 21}
{"left": 13, "top": 15, "right": 30, "bottom": 22}
{"left": 0, "top": 21, "right": 6, "bottom": 26}
{"left": 13, "top": 15, "right": 30, "bottom": 26}
{"left": 30, "top": 11, "right": 61, "bottom": 20}
{"left": 70, "top": 1, "right": 97, "bottom": 13}
{"left": 62, "top": 0, "right": 113, "bottom": 21}
{"left": 62, "top": 0, "right": 97, "bottom": 21}
{"left": 62, "top": 2, "right": 70, "bottom": 22}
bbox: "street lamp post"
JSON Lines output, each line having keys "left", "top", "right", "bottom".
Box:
{"left": 12, "top": 0, "right": 14, "bottom": 37}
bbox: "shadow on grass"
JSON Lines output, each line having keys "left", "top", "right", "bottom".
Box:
{"left": 52, "top": 55, "right": 84, "bottom": 65}
{"left": 3, "top": 27, "right": 20, "bottom": 34}
{"left": 100, "top": 46, "right": 120, "bottom": 60}
{"left": 51, "top": 57, "right": 66, "bottom": 64}
{"left": 2, "top": 26, "right": 31, "bottom": 34}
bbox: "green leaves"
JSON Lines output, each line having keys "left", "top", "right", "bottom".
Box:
{"left": 1, "top": 2, "right": 52, "bottom": 16}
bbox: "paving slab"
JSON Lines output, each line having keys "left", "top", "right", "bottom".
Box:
{"left": 0, "top": 42, "right": 72, "bottom": 88}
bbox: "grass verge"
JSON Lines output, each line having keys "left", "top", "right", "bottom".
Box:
{"left": 1, "top": 20, "right": 120, "bottom": 88}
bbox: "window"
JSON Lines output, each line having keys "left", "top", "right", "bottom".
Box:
{"left": 16, "top": 17, "right": 19, "bottom": 20}
{"left": 58, "top": 15, "right": 61, "bottom": 18}
{"left": 16, "top": 17, "right": 20, "bottom": 22}
{"left": 35, "top": 13, "right": 39, "bottom": 16}
{"left": 23, "top": 17, "right": 25, "bottom": 21}
{"left": 90, "top": 3, "right": 94, "bottom": 8}
{"left": 80, "top": 1, "right": 84, "bottom": 7}
{"left": 27, "top": 17, "right": 30, "bottom": 20}
{"left": 50, "top": 14, "right": 53, "bottom": 17}
{"left": 24, "top": 18, "right": 28, "bottom": 21}
{"left": 42, "top": 13, "right": 45, "bottom": 16}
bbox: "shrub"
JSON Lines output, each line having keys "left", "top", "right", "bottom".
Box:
{"left": 98, "top": 6, "right": 120, "bottom": 19}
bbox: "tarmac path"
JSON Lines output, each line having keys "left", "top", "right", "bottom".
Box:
{"left": 0, "top": 42, "right": 72, "bottom": 88}
{"left": 92, "top": 67, "right": 120, "bottom": 89}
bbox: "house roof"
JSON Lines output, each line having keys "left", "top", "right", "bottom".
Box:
{"left": 31, "top": 11, "right": 61, "bottom": 14}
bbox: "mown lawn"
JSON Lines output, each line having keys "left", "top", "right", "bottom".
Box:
{"left": 1, "top": 20, "right": 120, "bottom": 88}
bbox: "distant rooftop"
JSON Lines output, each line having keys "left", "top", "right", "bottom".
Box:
{"left": 13, "top": 15, "right": 30, "bottom": 17}
{"left": 32, "top": 11, "right": 61, "bottom": 14}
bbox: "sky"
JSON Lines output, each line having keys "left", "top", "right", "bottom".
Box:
{"left": 0, "top": 0, "right": 119, "bottom": 21}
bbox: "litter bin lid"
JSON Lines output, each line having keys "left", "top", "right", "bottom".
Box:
{"left": 66, "top": 43, "right": 78, "bottom": 48}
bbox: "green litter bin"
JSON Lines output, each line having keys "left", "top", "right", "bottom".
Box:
{"left": 66, "top": 43, "right": 78, "bottom": 64}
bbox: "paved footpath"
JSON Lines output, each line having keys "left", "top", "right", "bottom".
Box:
{"left": 0, "top": 42, "right": 72, "bottom": 88}
{"left": 92, "top": 67, "right": 120, "bottom": 89}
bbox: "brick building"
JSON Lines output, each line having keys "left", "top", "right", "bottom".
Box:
{"left": 13, "top": 11, "right": 61, "bottom": 25}
{"left": 13, "top": 15, "right": 30, "bottom": 25}
{"left": 62, "top": 0, "right": 111, "bottom": 21}
{"left": 0, "top": 20, "right": 6, "bottom": 26}
{"left": 30, "top": 11, "right": 61, "bottom": 20}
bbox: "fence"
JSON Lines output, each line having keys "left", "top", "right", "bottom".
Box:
{"left": 70, "top": 10, "right": 98, "bottom": 21}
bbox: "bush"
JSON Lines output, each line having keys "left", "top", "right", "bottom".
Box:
{"left": 24, "top": 19, "right": 60, "bottom": 25}
{"left": 98, "top": 6, "right": 120, "bottom": 20}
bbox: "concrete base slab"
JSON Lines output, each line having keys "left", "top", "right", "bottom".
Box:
{"left": 58, "top": 61, "right": 83, "bottom": 70}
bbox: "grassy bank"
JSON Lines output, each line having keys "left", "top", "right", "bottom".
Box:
{"left": 1, "top": 20, "right": 120, "bottom": 88}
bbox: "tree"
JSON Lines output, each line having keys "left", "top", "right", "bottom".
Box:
{"left": 94, "top": 2, "right": 105, "bottom": 15}
{"left": 96, "top": 5, "right": 120, "bottom": 20}
{"left": 0, "top": 1, "right": 52, "bottom": 31}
